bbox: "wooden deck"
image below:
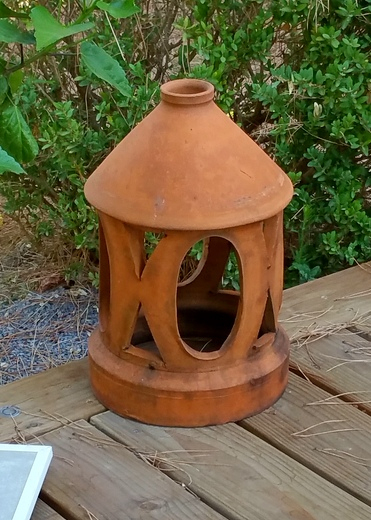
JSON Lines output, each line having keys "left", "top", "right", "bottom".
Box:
{"left": 1, "top": 263, "right": 371, "bottom": 520}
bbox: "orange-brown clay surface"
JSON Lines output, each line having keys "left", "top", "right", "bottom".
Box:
{"left": 84, "top": 79, "right": 293, "bottom": 426}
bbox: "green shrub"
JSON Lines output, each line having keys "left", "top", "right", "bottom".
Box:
{"left": 177, "top": 0, "right": 371, "bottom": 284}
{"left": 0, "top": 0, "right": 370, "bottom": 286}
{"left": 0, "top": 1, "right": 160, "bottom": 261}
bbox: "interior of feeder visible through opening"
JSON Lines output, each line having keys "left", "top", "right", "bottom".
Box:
{"left": 131, "top": 307, "right": 237, "bottom": 354}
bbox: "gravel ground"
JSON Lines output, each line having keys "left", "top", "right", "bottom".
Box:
{"left": 0, "top": 285, "right": 98, "bottom": 385}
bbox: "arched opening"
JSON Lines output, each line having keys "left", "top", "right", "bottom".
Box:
{"left": 177, "top": 237, "right": 240, "bottom": 354}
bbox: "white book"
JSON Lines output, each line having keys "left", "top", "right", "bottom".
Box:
{"left": 0, "top": 445, "right": 53, "bottom": 520}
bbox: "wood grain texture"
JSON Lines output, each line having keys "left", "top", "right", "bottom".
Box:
{"left": 0, "top": 359, "right": 104, "bottom": 442}
{"left": 91, "top": 411, "right": 371, "bottom": 520}
{"left": 288, "top": 333, "right": 371, "bottom": 413}
{"left": 242, "top": 372, "right": 371, "bottom": 505}
{"left": 280, "top": 262, "right": 371, "bottom": 341}
{"left": 37, "top": 420, "right": 225, "bottom": 520}
{"left": 32, "top": 501, "right": 65, "bottom": 519}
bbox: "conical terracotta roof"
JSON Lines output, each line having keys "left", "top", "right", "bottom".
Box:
{"left": 84, "top": 79, "right": 293, "bottom": 230}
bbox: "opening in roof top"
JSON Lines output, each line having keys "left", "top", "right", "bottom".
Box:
{"left": 161, "top": 79, "right": 214, "bottom": 105}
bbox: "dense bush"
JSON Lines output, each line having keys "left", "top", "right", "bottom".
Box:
{"left": 0, "top": 0, "right": 370, "bottom": 286}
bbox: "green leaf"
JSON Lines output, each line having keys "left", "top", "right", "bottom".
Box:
{"left": 331, "top": 39, "right": 340, "bottom": 49}
{"left": 0, "top": 1, "right": 28, "bottom": 19}
{"left": 80, "top": 41, "right": 132, "bottom": 96}
{"left": 8, "top": 69, "right": 23, "bottom": 94}
{"left": 0, "top": 146, "right": 25, "bottom": 174}
{"left": 0, "top": 75, "right": 7, "bottom": 104}
{"left": 30, "top": 6, "right": 94, "bottom": 51}
{"left": 96, "top": 0, "right": 140, "bottom": 19}
{"left": 0, "top": 19, "right": 35, "bottom": 44}
{"left": 0, "top": 105, "right": 38, "bottom": 163}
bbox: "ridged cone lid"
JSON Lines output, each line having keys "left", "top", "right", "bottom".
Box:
{"left": 84, "top": 79, "right": 293, "bottom": 230}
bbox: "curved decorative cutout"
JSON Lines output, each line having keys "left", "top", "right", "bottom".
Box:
{"left": 177, "top": 237, "right": 238, "bottom": 355}
{"left": 259, "top": 290, "right": 276, "bottom": 335}
{"left": 140, "top": 229, "right": 228, "bottom": 368}
{"left": 262, "top": 213, "right": 284, "bottom": 326}
{"left": 129, "top": 312, "right": 163, "bottom": 365}
{"left": 99, "top": 214, "right": 142, "bottom": 356}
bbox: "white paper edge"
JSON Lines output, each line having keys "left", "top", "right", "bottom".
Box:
{"left": 0, "top": 444, "right": 53, "bottom": 520}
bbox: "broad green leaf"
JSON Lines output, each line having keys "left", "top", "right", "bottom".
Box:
{"left": 80, "top": 41, "right": 132, "bottom": 96}
{"left": 0, "top": 1, "right": 28, "bottom": 19}
{"left": 30, "top": 6, "right": 94, "bottom": 51}
{"left": 0, "top": 105, "right": 38, "bottom": 163}
{"left": 8, "top": 69, "right": 23, "bottom": 94}
{"left": 0, "top": 19, "right": 35, "bottom": 44}
{"left": 97, "top": 0, "right": 140, "bottom": 19}
{"left": 0, "top": 146, "right": 24, "bottom": 174}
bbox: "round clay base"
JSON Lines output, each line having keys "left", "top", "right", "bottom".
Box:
{"left": 88, "top": 326, "right": 289, "bottom": 427}
{"left": 89, "top": 328, "right": 289, "bottom": 427}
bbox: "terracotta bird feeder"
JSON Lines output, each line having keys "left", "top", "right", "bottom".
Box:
{"left": 84, "top": 78, "right": 293, "bottom": 427}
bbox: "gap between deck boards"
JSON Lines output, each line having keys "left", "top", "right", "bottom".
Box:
{"left": 288, "top": 331, "right": 371, "bottom": 416}
{"left": 239, "top": 371, "right": 371, "bottom": 508}
{"left": 32, "top": 499, "right": 65, "bottom": 520}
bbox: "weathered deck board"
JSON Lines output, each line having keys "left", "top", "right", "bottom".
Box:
{"left": 37, "top": 420, "right": 225, "bottom": 520}
{"left": 280, "top": 263, "right": 371, "bottom": 341}
{"left": 32, "top": 501, "right": 65, "bottom": 520}
{"left": 91, "top": 411, "right": 371, "bottom": 520}
{"left": 241, "top": 372, "right": 371, "bottom": 506}
{"left": 288, "top": 333, "right": 371, "bottom": 413}
{"left": 0, "top": 359, "right": 104, "bottom": 442}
